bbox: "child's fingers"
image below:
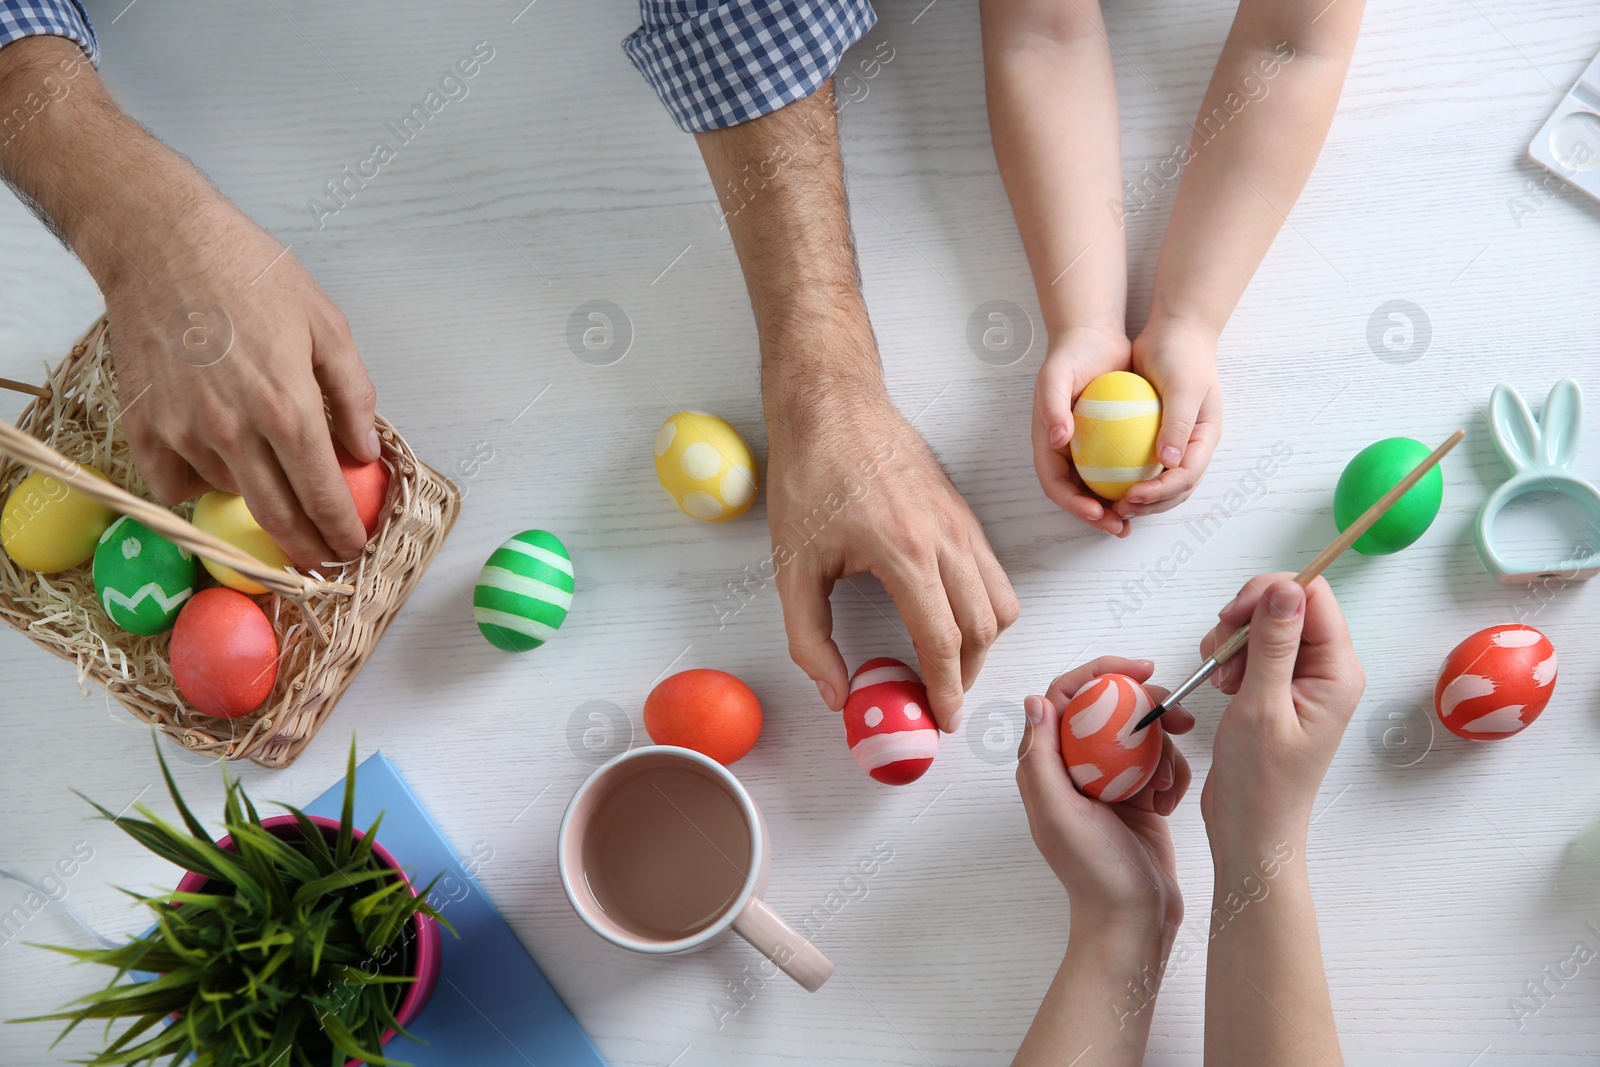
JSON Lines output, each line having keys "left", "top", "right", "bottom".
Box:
{"left": 1153, "top": 373, "right": 1207, "bottom": 471}
{"left": 1033, "top": 421, "right": 1123, "bottom": 533}
{"left": 1035, "top": 356, "right": 1078, "bottom": 452}
{"left": 1117, "top": 417, "right": 1221, "bottom": 515}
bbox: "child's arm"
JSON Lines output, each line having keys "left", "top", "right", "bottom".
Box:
{"left": 980, "top": 0, "right": 1133, "bottom": 537}
{"left": 1198, "top": 576, "right": 1366, "bottom": 1067}
{"left": 1014, "top": 657, "right": 1194, "bottom": 1066}
{"left": 1128, "top": 0, "right": 1366, "bottom": 514}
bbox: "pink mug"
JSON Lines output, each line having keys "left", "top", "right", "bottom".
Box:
{"left": 558, "top": 745, "right": 833, "bottom": 991}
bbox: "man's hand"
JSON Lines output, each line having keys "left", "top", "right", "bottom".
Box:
{"left": 1032, "top": 326, "right": 1132, "bottom": 536}
{"left": 696, "top": 80, "right": 1017, "bottom": 724}
{"left": 0, "top": 36, "right": 377, "bottom": 566}
{"left": 767, "top": 381, "right": 1017, "bottom": 731}
{"left": 1120, "top": 316, "right": 1222, "bottom": 519}
{"left": 101, "top": 195, "right": 377, "bottom": 566}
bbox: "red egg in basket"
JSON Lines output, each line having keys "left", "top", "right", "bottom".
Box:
{"left": 171, "top": 588, "right": 280, "bottom": 719}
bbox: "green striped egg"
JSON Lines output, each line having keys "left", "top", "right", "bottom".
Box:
{"left": 473, "top": 530, "right": 573, "bottom": 652}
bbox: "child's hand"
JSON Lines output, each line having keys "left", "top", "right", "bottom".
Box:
{"left": 1200, "top": 575, "right": 1365, "bottom": 854}
{"left": 1120, "top": 317, "right": 1223, "bottom": 519}
{"left": 1032, "top": 328, "right": 1133, "bottom": 537}
{"left": 1017, "top": 656, "right": 1195, "bottom": 934}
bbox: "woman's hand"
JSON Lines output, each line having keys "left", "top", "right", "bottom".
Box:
{"left": 1200, "top": 574, "right": 1366, "bottom": 854}
{"left": 1017, "top": 656, "right": 1194, "bottom": 935}
{"left": 1032, "top": 328, "right": 1134, "bottom": 536}
{"left": 1120, "top": 316, "right": 1223, "bottom": 519}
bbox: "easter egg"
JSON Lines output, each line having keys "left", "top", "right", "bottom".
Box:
{"left": 1435, "top": 624, "right": 1557, "bottom": 740}
{"left": 842, "top": 658, "right": 939, "bottom": 785}
{"left": 1070, "top": 372, "right": 1162, "bottom": 501}
{"left": 1059, "top": 674, "right": 1163, "bottom": 803}
{"left": 644, "top": 669, "right": 763, "bottom": 764}
{"left": 92, "top": 517, "right": 198, "bottom": 635}
{"left": 192, "top": 491, "right": 293, "bottom": 595}
{"left": 1, "top": 465, "right": 115, "bottom": 573}
{"left": 473, "top": 530, "right": 573, "bottom": 652}
{"left": 170, "top": 588, "right": 279, "bottom": 718}
{"left": 336, "top": 443, "right": 391, "bottom": 539}
{"left": 654, "top": 411, "right": 759, "bottom": 523}
{"left": 1333, "top": 437, "right": 1442, "bottom": 555}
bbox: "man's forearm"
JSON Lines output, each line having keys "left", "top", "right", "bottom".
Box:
{"left": 981, "top": 0, "right": 1127, "bottom": 340}
{"left": 0, "top": 35, "right": 210, "bottom": 288}
{"left": 1204, "top": 841, "right": 1342, "bottom": 1067}
{"left": 1148, "top": 0, "right": 1365, "bottom": 332}
{"left": 694, "top": 81, "right": 882, "bottom": 424}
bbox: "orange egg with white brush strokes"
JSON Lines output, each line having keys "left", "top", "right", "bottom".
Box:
{"left": 1435, "top": 624, "right": 1557, "bottom": 740}
{"left": 1059, "top": 674, "right": 1163, "bottom": 802}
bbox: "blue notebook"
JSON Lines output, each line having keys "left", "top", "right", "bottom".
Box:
{"left": 299, "top": 752, "right": 610, "bottom": 1067}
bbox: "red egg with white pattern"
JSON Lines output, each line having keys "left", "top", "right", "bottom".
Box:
{"left": 1059, "top": 674, "right": 1163, "bottom": 803}
{"left": 1435, "top": 624, "right": 1557, "bottom": 740}
{"left": 842, "top": 658, "right": 939, "bottom": 786}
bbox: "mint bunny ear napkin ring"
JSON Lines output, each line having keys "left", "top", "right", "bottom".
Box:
{"left": 1475, "top": 379, "right": 1600, "bottom": 584}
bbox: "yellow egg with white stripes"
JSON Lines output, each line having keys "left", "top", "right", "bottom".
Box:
{"left": 653, "top": 411, "right": 759, "bottom": 523}
{"left": 1070, "top": 372, "right": 1162, "bottom": 501}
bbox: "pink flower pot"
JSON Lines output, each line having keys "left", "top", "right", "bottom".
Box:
{"left": 172, "top": 814, "right": 442, "bottom": 1067}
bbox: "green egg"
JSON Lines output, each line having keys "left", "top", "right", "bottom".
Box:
{"left": 92, "top": 516, "right": 198, "bottom": 635}
{"left": 1333, "top": 437, "right": 1443, "bottom": 555}
{"left": 473, "top": 529, "right": 573, "bottom": 652}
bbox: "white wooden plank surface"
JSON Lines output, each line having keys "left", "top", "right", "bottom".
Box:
{"left": 3, "top": 0, "right": 1600, "bottom": 1063}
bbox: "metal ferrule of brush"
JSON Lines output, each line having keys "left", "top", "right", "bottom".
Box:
{"left": 1138, "top": 655, "right": 1220, "bottom": 731}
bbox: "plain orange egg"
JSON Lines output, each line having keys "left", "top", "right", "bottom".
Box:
{"left": 644, "top": 669, "right": 763, "bottom": 765}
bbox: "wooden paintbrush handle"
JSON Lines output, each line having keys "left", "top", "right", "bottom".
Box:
{"left": 1212, "top": 429, "right": 1465, "bottom": 667}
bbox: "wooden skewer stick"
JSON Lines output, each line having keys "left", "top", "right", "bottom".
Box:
{"left": 1135, "top": 429, "right": 1466, "bottom": 731}
{"left": 0, "top": 377, "right": 52, "bottom": 400}
{"left": 0, "top": 421, "right": 352, "bottom": 647}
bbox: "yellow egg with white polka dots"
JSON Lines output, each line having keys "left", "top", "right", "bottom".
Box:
{"left": 1070, "top": 371, "right": 1162, "bottom": 501}
{"left": 654, "top": 411, "right": 759, "bottom": 523}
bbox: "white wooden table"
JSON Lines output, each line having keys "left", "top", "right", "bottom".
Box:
{"left": 3, "top": 1, "right": 1600, "bottom": 1063}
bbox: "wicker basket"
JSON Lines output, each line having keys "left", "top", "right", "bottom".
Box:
{"left": 0, "top": 318, "right": 460, "bottom": 767}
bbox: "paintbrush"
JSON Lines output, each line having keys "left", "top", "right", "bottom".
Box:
{"left": 1134, "top": 429, "right": 1466, "bottom": 731}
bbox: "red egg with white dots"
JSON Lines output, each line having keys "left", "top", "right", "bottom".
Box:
{"left": 842, "top": 658, "right": 939, "bottom": 786}
{"left": 1059, "top": 674, "right": 1163, "bottom": 803}
{"left": 1435, "top": 624, "right": 1557, "bottom": 740}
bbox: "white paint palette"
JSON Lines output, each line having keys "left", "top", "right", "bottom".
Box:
{"left": 1529, "top": 47, "right": 1600, "bottom": 200}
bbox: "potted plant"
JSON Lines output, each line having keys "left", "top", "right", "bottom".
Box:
{"left": 15, "top": 741, "right": 451, "bottom": 1066}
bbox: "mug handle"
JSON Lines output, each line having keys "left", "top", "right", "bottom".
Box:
{"left": 732, "top": 897, "right": 834, "bottom": 992}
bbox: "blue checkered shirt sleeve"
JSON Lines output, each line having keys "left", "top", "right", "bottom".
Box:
{"left": 0, "top": 0, "right": 98, "bottom": 64}
{"left": 624, "top": 0, "right": 876, "bottom": 133}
